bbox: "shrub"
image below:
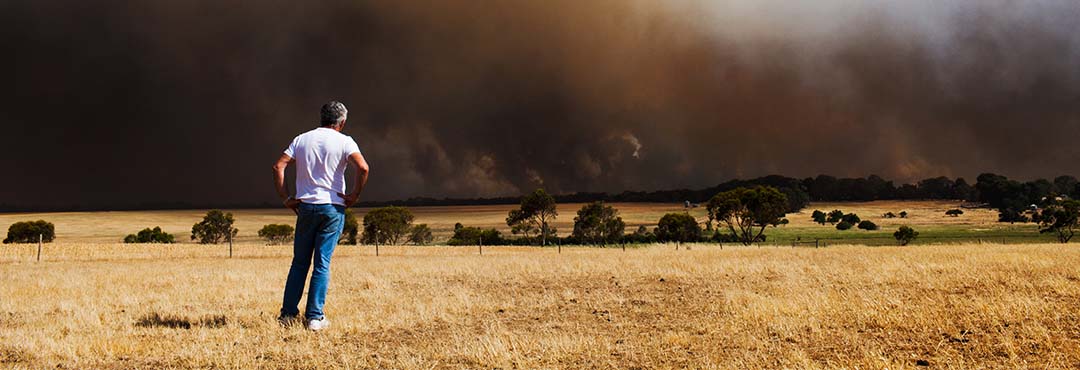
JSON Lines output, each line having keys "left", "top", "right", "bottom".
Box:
{"left": 572, "top": 201, "right": 626, "bottom": 244}
{"left": 826, "top": 210, "right": 845, "bottom": 224}
{"left": 857, "top": 220, "right": 879, "bottom": 231}
{"left": 1033, "top": 199, "right": 1079, "bottom": 243}
{"left": 836, "top": 221, "right": 854, "bottom": 231}
{"left": 655, "top": 213, "right": 701, "bottom": 243}
{"left": 340, "top": 209, "right": 359, "bottom": 245}
{"left": 191, "top": 210, "right": 238, "bottom": 244}
{"left": 124, "top": 227, "right": 175, "bottom": 244}
{"left": 3, "top": 220, "right": 55, "bottom": 244}
{"left": 899, "top": 211, "right": 908, "bottom": 218}
{"left": 623, "top": 225, "right": 656, "bottom": 244}
{"left": 361, "top": 206, "right": 414, "bottom": 245}
{"left": 945, "top": 209, "right": 964, "bottom": 217}
{"left": 841, "top": 213, "right": 861, "bottom": 224}
{"left": 883, "top": 212, "right": 897, "bottom": 219}
{"left": 258, "top": 224, "right": 294, "bottom": 245}
{"left": 894, "top": 226, "right": 919, "bottom": 246}
{"left": 409, "top": 224, "right": 434, "bottom": 245}
{"left": 447, "top": 225, "right": 503, "bottom": 245}
{"left": 811, "top": 210, "right": 827, "bottom": 225}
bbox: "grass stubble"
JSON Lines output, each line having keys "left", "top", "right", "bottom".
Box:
{"left": 2, "top": 242, "right": 1078, "bottom": 369}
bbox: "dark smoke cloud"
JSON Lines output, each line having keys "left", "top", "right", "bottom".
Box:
{"left": 2, "top": 0, "right": 1079, "bottom": 208}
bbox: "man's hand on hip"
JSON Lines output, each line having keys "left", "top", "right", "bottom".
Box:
{"left": 337, "top": 192, "right": 360, "bottom": 207}
{"left": 284, "top": 197, "right": 301, "bottom": 215}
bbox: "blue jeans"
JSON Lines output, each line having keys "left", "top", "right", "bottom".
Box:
{"left": 281, "top": 203, "right": 345, "bottom": 320}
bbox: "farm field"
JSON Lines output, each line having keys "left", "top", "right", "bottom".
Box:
{"left": 2, "top": 243, "right": 1079, "bottom": 368}
{"left": 0, "top": 200, "right": 1059, "bottom": 247}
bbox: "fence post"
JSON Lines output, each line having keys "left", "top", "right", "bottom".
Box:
{"left": 479, "top": 235, "right": 483, "bottom": 256}
{"left": 37, "top": 234, "right": 42, "bottom": 262}
{"left": 376, "top": 242, "right": 380, "bottom": 257}
{"left": 815, "top": 239, "right": 819, "bottom": 248}
{"left": 228, "top": 232, "right": 233, "bottom": 258}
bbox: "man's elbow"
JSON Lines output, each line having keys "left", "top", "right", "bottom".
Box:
{"left": 358, "top": 164, "right": 370, "bottom": 175}
{"left": 272, "top": 162, "right": 286, "bottom": 173}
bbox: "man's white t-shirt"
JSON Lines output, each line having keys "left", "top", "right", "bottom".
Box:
{"left": 284, "top": 127, "right": 361, "bottom": 206}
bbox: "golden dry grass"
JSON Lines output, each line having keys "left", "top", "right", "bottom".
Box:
{"left": 2, "top": 243, "right": 1079, "bottom": 368}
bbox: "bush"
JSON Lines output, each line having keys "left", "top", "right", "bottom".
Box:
{"left": 856, "top": 220, "right": 879, "bottom": 231}
{"left": 826, "top": 210, "right": 845, "bottom": 224}
{"left": 945, "top": 209, "right": 964, "bottom": 217}
{"left": 124, "top": 227, "right": 175, "bottom": 243}
{"left": 572, "top": 201, "right": 626, "bottom": 244}
{"left": 361, "top": 206, "right": 414, "bottom": 245}
{"left": 899, "top": 211, "right": 908, "bottom": 218}
{"left": 340, "top": 209, "right": 359, "bottom": 245}
{"left": 883, "top": 212, "right": 897, "bottom": 219}
{"left": 447, "top": 225, "right": 503, "bottom": 245}
{"left": 3, "top": 220, "right": 55, "bottom": 244}
{"left": 655, "top": 213, "right": 701, "bottom": 243}
{"left": 258, "top": 224, "right": 294, "bottom": 245}
{"left": 191, "top": 210, "right": 238, "bottom": 244}
{"left": 894, "top": 226, "right": 919, "bottom": 245}
{"left": 623, "top": 225, "right": 656, "bottom": 244}
{"left": 836, "top": 221, "right": 854, "bottom": 231}
{"left": 841, "top": 213, "right": 861, "bottom": 224}
{"left": 811, "top": 210, "right": 827, "bottom": 225}
{"left": 409, "top": 224, "right": 434, "bottom": 245}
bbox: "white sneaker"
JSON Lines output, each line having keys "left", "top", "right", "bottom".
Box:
{"left": 306, "top": 317, "right": 330, "bottom": 331}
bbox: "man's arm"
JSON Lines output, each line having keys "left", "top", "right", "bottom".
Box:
{"left": 338, "top": 152, "right": 369, "bottom": 207}
{"left": 272, "top": 154, "right": 300, "bottom": 214}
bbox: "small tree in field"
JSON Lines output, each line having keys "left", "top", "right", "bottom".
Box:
{"left": 826, "top": 210, "right": 845, "bottom": 224}
{"left": 945, "top": 209, "right": 964, "bottom": 217}
{"left": 811, "top": 210, "right": 827, "bottom": 225}
{"left": 707, "top": 186, "right": 788, "bottom": 246}
{"left": 899, "top": 211, "right": 908, "bottom": 218}
{"left": 894, "top": 226, "right": 919, "bottom": 246}
{"left": 836, "top": 221, "right": 854, "bottom": 231}
{"left": 1033, "top": 199, "right": 1079, "bottom": 243}
{"left": 841, "top": 213, "right": 861, "bottom": 224}
{"left": 361, "top": 206, "right": 414, "bottom": 245}
{"left": 124, "top": 227, "right": 175, "bottom": 244}
{"left": 3, "top": 220, "right": 55, "bottom": 244}
{"left": 507, "top": 189, "right": 558, "bottom": 245}
{"left": 258, "top": 224, "right": 294, "bottom": 245}
{"left": 191, "top": 210, "right": 238, "bottom": 244}
{"left": 857, "top": 220, "right": 879, "bottom": 231}
{"left": 655, "top": 213, "right": 701, "bottom": 244}
{"left": 883, "top": 212, "right": 897, "bottom": 219}
{"left": 340, "top": 209, "right": 359, "bottom": 245}
{"left": 409, "top": 224, "right": 434, "bottom": 245}
{"left": 572, "top": 201, "right": 626, "bottom": 245}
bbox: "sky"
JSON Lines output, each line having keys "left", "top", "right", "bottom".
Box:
{"left": 2, "top": 0, "right": 1079, "bottom": 209}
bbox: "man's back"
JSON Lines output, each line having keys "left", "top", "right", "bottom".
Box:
{"left": 285, "top": 127, "right": 361, "bottom": 206}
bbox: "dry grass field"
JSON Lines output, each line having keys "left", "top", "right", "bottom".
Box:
{"left": 1, "top": 201, "right": 1075, "bottom": 368}
{"left": 2, "top": 243, "right": 1079, "bottom": 368}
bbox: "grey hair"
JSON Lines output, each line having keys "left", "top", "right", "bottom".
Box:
{"left": 320, "top": 101, "right": 348, "bottom": 127}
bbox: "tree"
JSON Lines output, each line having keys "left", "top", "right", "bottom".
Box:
{"left": 894, "top": 226, "right": 919, "bottom": 246}
{"left": 836, "top": 221, "right": 854, "bottom": 231}
{"left": 361, "top": 206, "right": 414, "bottom": 245}
{"left": 655, "top": 213, "right": 701, "bottom": 243}
{"left": 1033, "top": 199, "right": 1079, "bottom": 243}
{"left": 899, "top": 211, "right": 908, "bottom": 218}
{"left": 191, "top": 210, "right": 238, "bottom": 244}
{"left": 409, "top": 224, "right": 434, "bottom": 245}
{"left": 841, "top": 213, "right": 861, "bottom": 224}
{"left": 339, "top": 208, "right": 359, "bottom": 245}
{"left": 571, "top": 202, "right": 626, "bottom": 244}
{"left": 257, "top": 224, "right": 294, "bottom": 245}
{"left": 3, "top": 220, "right": 55, "bottom": 244}
{"left": 706, "top": 186, "right": 788, "bottom": 246}
{"left": 811, "top": 210, "right": 827, "bottom": 225}
{"left": 507, "top": 189, "right": 558, "bottom": 245}
{"left": 124, "top": 226, "right": 176, "bottom": 244}
{"left": 826, "top": 210, "right": 845, "bottom": 224}
{"left": 945, "top": 209, "right": 964, "bottom": 217}
{"left": 883, "top": 212, "right": 897, "bottom": 219}
{"left": 857, "top": 220, "right": 879, "bottom": 231}
{"left": 506, "top": 209, "right": 538, "bottom": 239}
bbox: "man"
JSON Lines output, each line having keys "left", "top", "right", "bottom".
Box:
{"left": 272, "top": 101, "right": 370, "bottom": 331}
